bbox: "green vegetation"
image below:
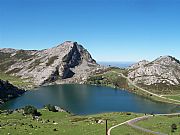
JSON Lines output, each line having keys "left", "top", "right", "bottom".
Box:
{"left": 135, "top": 115, "right": 180, "bottom": 135}
{"left": 0, "top": 60, "right": 16, "bottom": 71}
{"left": 87, "top": 67, "right": 153, "bottom": 98}
{"left": 46, "top": 56, "right": 59, "bottom": 66}
{"left": 87, "top": 68, "right": 129, "bottom": 90}
{"left": 44, "top": 104, "right": 58, "bottom": 112}
{"left": 2, "top": 108, "right": 179, "bottom": 135}
{"left": 0, "top": 51, "right": 34, "bottom": 72}
{"left": 28, "top": 59, "right": 41, "bottom": 70}
{"left": 0, "top": 51, "right": 34, "bottom": 88}
{"left": 164, "top": 95, "right": 180, "bottom": 101}
{"left": 6, "top": 68, "right": 23, "bottom": 74}
{"left": 14, "top": 50, "right": 34, "bottom": 60}
{"left": 24, "top": 106, "right": 41, "bottom": 116}
{"left": 171, "top": 123, "right": 178, "bottom": 132}
{"left": 0, "top": 109, "right": 142, "bottom": 135}
{"left": 0, "top": 52, "right": 11, "bottom": 63}
{"left": 138, "top": 83, "right": 180, "bottom": 95}
{"left": 0, "top": 72, "right": 33, "bottom": 89}
{"left": 111, "top": 124, "right": 153, "bottom": 135}
{"left": 87, "top": 67, "right": 180, "bottom": 105}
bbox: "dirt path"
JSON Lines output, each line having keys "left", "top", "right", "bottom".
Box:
{"left": 107, "top": 115, "right": 149, "bottom": 135}
{"left": 127, "top": 116, "right": 167, "bottom": 135}
{"left": 107, "top": 113, "right": 180, "bottom": 135}
{"left": 117, "top": 72, "right": 180, "bottom": 104}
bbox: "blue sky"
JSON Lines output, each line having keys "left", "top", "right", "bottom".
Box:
{"left": 0, "top": 0, "right": 180, "bottom": 62}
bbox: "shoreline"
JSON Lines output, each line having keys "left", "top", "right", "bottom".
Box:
{"left": 0, "top": 84, "right": 179, "bottom": 115}
{"left": 29, "top": 82, "right": 180, "bottom": 105}
{"left": 89, "top": 83, "right": 180, "bottom": 106}
{"left": 86, "top": 68, "right": 180, "bottom": 105}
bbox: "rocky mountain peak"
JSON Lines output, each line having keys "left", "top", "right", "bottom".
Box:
{"left": 128, "top": 55, "right": 180, "bottom": 87}
{"left": 55, "top": 41, "right": 75, "bottom": 49}
{"left": 0, "top": 41, "right": 99, "bottom": 86}
{"left": 152, "top": 55, "right": 180, "bottom": 66}
{"left": 128, "top": 60, "right": 149, "bottom": 70}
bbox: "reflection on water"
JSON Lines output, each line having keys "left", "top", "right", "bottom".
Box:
{"left": 0, "top": 84, "right": 180, "bottom": 115}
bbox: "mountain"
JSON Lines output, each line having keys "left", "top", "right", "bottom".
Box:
{"left": 0, "top": 41, "right": 100, "bottom": 86}
{"left": 128, "top": 60, "right": 149, "bottom": 70}
{"left": 0, "top": 79, "right": 25, "bottom": 104}
{"left": 128, "top": 56, "right": 180, "bottom": 94}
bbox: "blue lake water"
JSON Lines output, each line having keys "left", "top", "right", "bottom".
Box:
{"left": 0, "top": 84, "right": 179, "bottom": 115}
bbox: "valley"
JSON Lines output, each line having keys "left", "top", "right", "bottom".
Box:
{"left": 0, "top": 42, "right": 180, "bottom": 135}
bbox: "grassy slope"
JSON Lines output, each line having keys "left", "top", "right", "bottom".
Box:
{"left": 165, "top": 95, "right": 180, "bottom": 101}
{"left": 1, "top": 110, "right": 179, "bottom": 135}
{"left": 0, "top": 72, "right": 33, "bottom": 89}
{"left": 111, "top": 115, "right": 180, "bottom": 135}
{"left": 86, "top": 68, "right": 180, "bottom": 104}
{"left": 0, "top": 51, "right": 35, "bottom": 89}
{"left": 87, "top": 68, "right": 129, "bottom": 90}
{"left": 135, "top": 115, "right": 180, "bottom": 135}
{"left": 111, "top": 125, "right": 154, "bottom": 135}
{"left": 0, "top": 110, "right": 142, "bottom": 135}
{"left": 138, "top": 83, "right": 180, "bottom": 95}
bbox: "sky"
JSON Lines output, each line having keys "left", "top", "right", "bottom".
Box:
{"left": 0, "top": 0, "right": 180, "bottom": 62}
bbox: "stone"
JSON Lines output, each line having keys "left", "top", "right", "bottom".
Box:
{"left": 0, "top": 41, "right": 101, "bottom": 86}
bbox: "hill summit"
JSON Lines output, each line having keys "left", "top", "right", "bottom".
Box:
{"left": 0, "top": 41, "right": 100, "bottom": 86}
{"left": 128, "top": 55, "right": 180, "bottom": 93}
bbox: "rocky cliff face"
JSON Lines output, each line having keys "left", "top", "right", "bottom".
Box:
{"left": 0, "top": 41, "right": 100, "bottom": 86}
{"left": 128, "top": 56, "right": 180, "bottom": 86}
{"left": 0, "top": 79, "right": 25, "bottom": 104}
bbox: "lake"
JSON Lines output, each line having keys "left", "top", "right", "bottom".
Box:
{"left": 0, "top": 84, "right": 179, "bottom": 115}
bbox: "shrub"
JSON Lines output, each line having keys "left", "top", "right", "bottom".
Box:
{"left": 171, "top": 123, "right": 177, "bottom": 132}
{"left": 44, "top": 104, "right": 57, "bottom": 112}
{"left": 126, "top": 112, "right": 131, "bottom": 115}
{"left": 23, "top": 105, "right": 40, "bottom": 116}
{"left": 53, "top": 128, "right": 57, "bottom": 131}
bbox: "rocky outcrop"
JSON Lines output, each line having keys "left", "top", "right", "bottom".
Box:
{"left": 0, "top": 79, "right": 25, "bottom": 104}
{"left": 128, "top": 60, "right": 149, "bottom": 70}
{"left": 128, "top": 56, "right": 180, "bottom": 86}
{"left": 0, "top": 41, "right": 100, "bottom": 86}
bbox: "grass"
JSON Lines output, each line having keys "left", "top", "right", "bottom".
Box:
{"left": 138, "top": 83, "right": 180, "bottom": 95}
{"left": 135, "top": 115, "right": 180, "bottom": 135}
{"left": 87, "top": 68, "right": 129, "bottom": 90}
{"left": 0, "top": 51, "right": 34, "bottom": 71}
{"left": 14, "top": 50, "right": 34, "bottom": 60}
{"left": 2, "top": 109, "right": 179, "bottom": 135}
{"left": 111, "top": 115, "right": 180, "bottom": 135}
{"left": 87, "top": 68, "right": 180, "bottom": 105}
{"left": 165, "top": 95, "right": 180, "bottom": 101}
{"left": 0, "top": 110, "right": 142, "bottom": 135}
{"left": 111, "top": 124, "right": 154, "bottom": 135}
{"left": 0, "top": 72, "right": 34, "bottom": 89}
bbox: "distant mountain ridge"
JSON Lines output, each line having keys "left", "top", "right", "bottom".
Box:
{"left": 0, "top": 41, "right": 100, "bottom": 86}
